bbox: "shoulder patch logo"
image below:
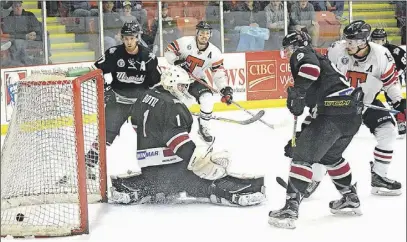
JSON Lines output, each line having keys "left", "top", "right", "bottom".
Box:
{"left": 109, "top": 47, "right": 117, "bottom": 54}
{"left": 341, "top": 56, "right": 349, "bottom": 65}
{"left": 297, "top": 53, "right": 304, "bottom": 61}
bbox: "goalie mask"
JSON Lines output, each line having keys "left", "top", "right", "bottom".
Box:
{"left": 161, "top": 65, "right": 194, "bottom": 101}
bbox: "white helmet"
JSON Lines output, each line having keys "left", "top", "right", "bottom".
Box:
{"left": 160, "top": 65, "right": 193, "bottom": 100}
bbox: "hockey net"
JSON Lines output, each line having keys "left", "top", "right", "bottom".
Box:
{"left": 1, "top": 69, "right": 107, "bottom": 237}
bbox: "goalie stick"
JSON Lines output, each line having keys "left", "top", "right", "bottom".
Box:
{"left": 191, "top": 110, "right": 265, "bottom": 125}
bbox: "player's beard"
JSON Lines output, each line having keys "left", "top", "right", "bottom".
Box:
{"left": 125, "top": 44, "right": 138, "bottom": 54}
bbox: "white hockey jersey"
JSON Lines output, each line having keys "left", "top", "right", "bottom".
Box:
{"left": 164, "top": 36, "right": 228, "bottom": 89}
{"left": 327, "top": 40, "right": 403, "bottom": 105}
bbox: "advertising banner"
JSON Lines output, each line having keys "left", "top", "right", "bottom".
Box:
{"left": 245, "top": 51, "right": 293, "bottom": 101}
{"left": 3, "top": 70, "right": 27, "bottom": 122}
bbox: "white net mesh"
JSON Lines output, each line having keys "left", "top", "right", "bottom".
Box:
{"left": 1, "top": 72, "right": 105, "bottom": 237}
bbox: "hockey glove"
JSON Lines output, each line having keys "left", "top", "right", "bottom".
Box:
{"left": 174, "top": 60, "right": 190, "bottom": 73}
{"left": 104, "top": 84, "right": 114, "bottom": 103}
{"left": 393, "top": 99, "right": 406, "bottom": 135}
{"left": 220, "top": 86, "right": 233, "bottom": 105}
{"left": 284, "top": 132, "right": 302, "bottom": 158}
{"left": 394, "top": 99, "right": 406, "bottom": 121}
{"left": 287, "top": 86, "right": 306, "bottom": 116}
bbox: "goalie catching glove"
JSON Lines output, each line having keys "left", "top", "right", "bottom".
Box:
{"left": 188, "top": 143, "right": 230, "bottom": 180}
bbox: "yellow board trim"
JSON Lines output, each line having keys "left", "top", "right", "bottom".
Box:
{"left": 1, "top": 93, "right": 405, "bottom": 136}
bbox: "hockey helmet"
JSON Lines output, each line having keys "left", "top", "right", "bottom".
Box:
{"left": 121, "top": 21, "right": 142, "bottom": 36}
{"left": 161, "top": 65, "right": 193, "bottom": 100}
{"left": 282, "top": 30, "right": 311, "bottom": 48}
{"left": 370, "top": 28, "right": 388, "bottom": 45}
{"left": 196, "top": 21, "right": 213, "bottom": 30}
{"left": 281, "top": 31, "right": 311, "bottom": 58}
{"left": 343, "top": 20, "right": 371, "bottom": 40}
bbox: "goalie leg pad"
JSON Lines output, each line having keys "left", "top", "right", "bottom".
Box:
{"left": 209, "top": 176, "right": 265, "bottom": 206}
{"left": 109, "top": 173, "right": 153, "bottom": 204}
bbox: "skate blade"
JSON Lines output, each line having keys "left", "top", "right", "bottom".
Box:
{"left": 330, "top": 207, "right": 362, "bottom": 216}
{"left": 268, "top": 217, "right": 296, "bottom": 229}
{"left": 371, "top": 187, "right": 402, "bottom": 196}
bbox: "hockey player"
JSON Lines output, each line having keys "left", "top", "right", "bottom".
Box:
{"left": 109, "top": 65, "right": 265, "bottom": 206}
{"left": 164, "top": 21, "right": 233, "bottom": 143}
{"left": 325, "top": 20, "right": 405, "bottom": 195}
{"left": 86, "top": 21, "right": 161, "bottom": 173}
{"left": 268, "top": 31, "right": 364, "bottom": 229}
{"left": 371, "top": 28, "right": 406, "bottom": 136}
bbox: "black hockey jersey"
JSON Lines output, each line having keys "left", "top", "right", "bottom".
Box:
{"left": 131, "top": 86, "right": 194, "bottom": 163}
{"left": 290, "top": 46, "right": 350, "bottom": 107}
{"left": 94, "top": 44, "right": 161, "bottom": 97}
{"left": 383, "top": 43, "right": 406, "bottom": 84}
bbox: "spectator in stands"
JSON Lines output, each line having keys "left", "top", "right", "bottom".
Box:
{"left": 265, "top": 1, "right": 285, "bottom": 50}
{"left": 2, "top": 1, "right": 49, "bottom": 65}
{"left": 102, "top": 0, "right": 123, "bottom": 50}
{"left": 234, "top": 1, "right": 268, "bottom": 52}
{"left": 131, "top": 1, "right": 148, "bottom": 33}
{"left": 151, "top": 2, "right": 180, "bottom": 50}
{"left": 71, "top": 1, "right": 98, "bottom": 18}
{"left": 289, "top": 0, "right": 318, "bottom": 45}
{"left": 313, "top": 1, "right": 346, "bottom": 21}
{"left": 120, "top": 1, "right": 137, "bottom": 23}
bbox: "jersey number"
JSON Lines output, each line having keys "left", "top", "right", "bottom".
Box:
{"left": 186, "top": 55, "right": 205, "bottom": 73}
{"left": 143, "top": 111, "right": 181, "bottom": 137}
{"left": 346, "top": 71, "right": 367, "bottom": 88}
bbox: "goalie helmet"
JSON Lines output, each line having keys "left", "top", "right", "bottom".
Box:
{"left": 161, "top": 65, "right": 193, "bottom": 100}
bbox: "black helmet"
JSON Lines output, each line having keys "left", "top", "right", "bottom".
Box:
{"left": 343, "top": 20, "right": 371, "bottom": 40}
{"left": 282, "top": 30, "right": 312, "bottom": 48}
{"left": 121, "top": 21, "right": 142, "bottom": 36}
{"left": 371, "top": 28, "right": 387, "bottom": 40}
{"left": 196, "top": 21, "right": 212, "bottom": 30}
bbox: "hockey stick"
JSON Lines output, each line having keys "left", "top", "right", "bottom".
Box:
{"left": 188, "top": 73, "right": 276, "bottom": 129}
{"left": 276, "top": 176, "right": 288, "bottom": 189}
{"left": 364, "top": 104, "right": 401, "bottom": 115}
{"left": 291, "top": 116, "right": 298, "bottom": 147}
{"left": 191, "top": 110, "right": 265, "bottom": 125}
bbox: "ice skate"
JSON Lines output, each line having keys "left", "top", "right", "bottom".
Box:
{"left": 198, "top": 118, "right": 214, "bottom": 143}
{"left": 370, "top": 162, "right": 402, "bottom": 195}
{"left": 329, "top": 184, "right": 362, "bottom": 216}
{"left": 268, "top": 194, "right": 300, "bottom": 229}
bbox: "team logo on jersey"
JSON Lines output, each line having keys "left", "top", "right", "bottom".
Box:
{"left": 297, "top": 53, "right": 304, "bottom": 61}
{"left": 128, "top": 58, "right": 137, "bottom": 69}
{"left": 109, "top": 47, "right": 117, "bottom": 54}
{"left": 341, "top": 56, "right": 349, "bottom": 65}
{"left": 117, "top": 59, "right": 125, "bottom": 67}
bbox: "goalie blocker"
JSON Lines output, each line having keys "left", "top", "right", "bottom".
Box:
{"left": 110, "top": 65, "right": 265, "bottom": 206}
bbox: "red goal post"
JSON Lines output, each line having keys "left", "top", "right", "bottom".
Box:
{"left": 1, "top": 69, "right": 107, "bottom": 237}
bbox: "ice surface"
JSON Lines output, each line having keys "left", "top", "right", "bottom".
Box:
{"left": 1, "top": 108, "right": 406, "bottom": 242}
